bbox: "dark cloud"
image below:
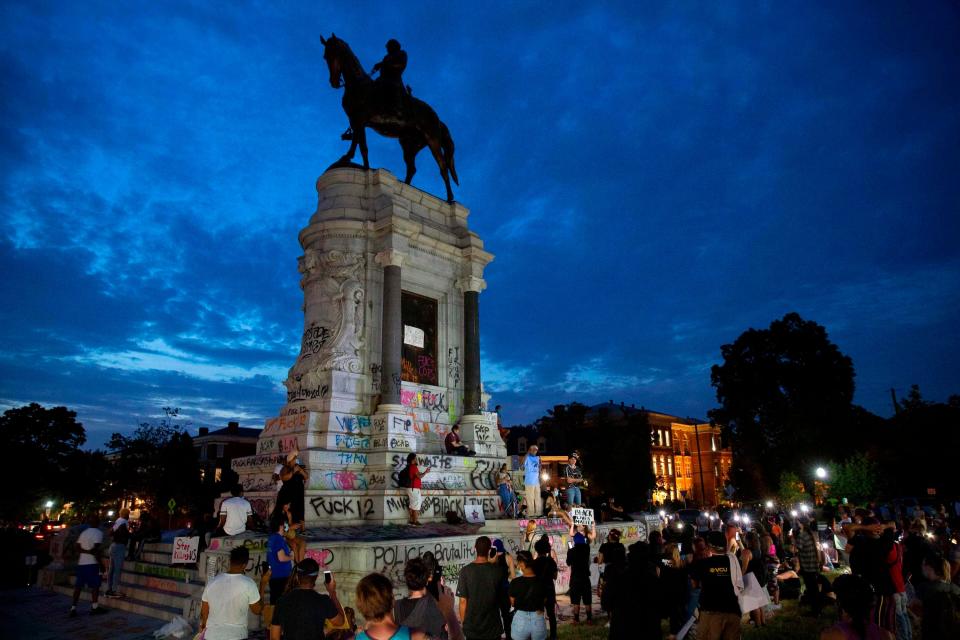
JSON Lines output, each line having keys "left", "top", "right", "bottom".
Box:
{"left": 1, "top": 1, "right": 958, "bottom": 444}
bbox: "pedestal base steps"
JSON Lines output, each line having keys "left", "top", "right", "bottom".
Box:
{"left": 235, "top": 407, "right": 506, "bottom": 526}
{"left": 42, "top": 542, "right": 243, "bottom": 628}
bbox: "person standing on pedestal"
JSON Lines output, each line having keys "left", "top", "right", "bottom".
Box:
{"left": 404, "top": 452, "right": 432, "bottom": 526}
{"left": 521, "top": 445, "right": 543, "bottom": 518}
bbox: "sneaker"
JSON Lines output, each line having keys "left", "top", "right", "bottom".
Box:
{"left": 90, "top": 607, "right": 108, "bottom": 616}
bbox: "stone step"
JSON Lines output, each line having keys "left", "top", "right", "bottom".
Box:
{"left": 121, "top": 570, "right": 204, "bottom": 597}
{"left": 123, "top": 560, "right": 200, "bottom": 582}
{"left": 51, "top": 584, "right": 184, "bottom": 623}
{"left": 116, "top": 579, "right": 194, "bottom": 610}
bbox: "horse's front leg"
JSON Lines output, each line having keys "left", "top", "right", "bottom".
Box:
{"left": 338, "top": 119, "right": 361, "bottom": 162}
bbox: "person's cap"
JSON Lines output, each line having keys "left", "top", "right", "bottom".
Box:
{"left": 706, "top": 531, "right": 727, "bottom": 551}
{"left": 296, "top": 558, "right": 320, "bottom": 576}
{"left": 492, "top": 538, "right": 506, "bottom": 554}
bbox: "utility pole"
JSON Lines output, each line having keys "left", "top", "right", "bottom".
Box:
{"left": 693, "top": 419, "right": 707, "bottom": 506}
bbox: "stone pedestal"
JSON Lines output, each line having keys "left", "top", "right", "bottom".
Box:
{"left": 233, "top": 168, "right": 500, "bottom": 525}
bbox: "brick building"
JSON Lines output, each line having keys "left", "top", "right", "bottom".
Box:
{"left": 193, "top": 421, "right": 260, "bottom": 484}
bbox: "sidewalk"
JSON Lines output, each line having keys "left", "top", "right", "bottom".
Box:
{"left": 0, "top": 588, "right": 161, "bottom": 640}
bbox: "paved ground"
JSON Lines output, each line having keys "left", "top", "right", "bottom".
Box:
{"left": 0, "top": 588, "right": 163, "bottom": 640}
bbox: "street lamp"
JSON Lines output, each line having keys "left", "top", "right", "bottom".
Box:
{"left": 765, "top": 500, "right": 774, "bottom": 509}
{"left": 45, "top": 500, "right": 54, "bottom": 509}
{"left": 815, "top": 467, "right": 827, "bottom": 480}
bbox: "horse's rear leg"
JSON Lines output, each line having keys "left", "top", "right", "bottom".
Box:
{"left": 426, "top": 138, "right": 453, "bottom": 202}
{"left": 358, "top": 126, "right": 370, "bottom": 169}
{"left": 400, "top": 138, "right": 422, "bottom": 185}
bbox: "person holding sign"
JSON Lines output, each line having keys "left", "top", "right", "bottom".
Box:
{"left": 521, "top": 445, "right": 543, "bottom": 518}
{"left": 559, "top": 454, "right": 584, "bottom": 507}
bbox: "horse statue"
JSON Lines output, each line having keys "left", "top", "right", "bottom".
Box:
{"left": 320, "top": 34, "right": 459, "bottom": 202}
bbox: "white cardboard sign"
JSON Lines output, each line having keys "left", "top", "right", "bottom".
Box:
{"left": 571, "top": 507, "right": 594, "bottom": 526}
{"left": 403, "top": 325, "right": 425, "bottom": 348}
{"left": 464, "top": 499, "right": 486, "bottom": 524}
{"left": 172, "top": 536, "right": 200, "bottom": 564}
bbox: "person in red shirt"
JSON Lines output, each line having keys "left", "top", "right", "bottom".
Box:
{"left": 405, "top": 453, "right": 431, "bottom": 526}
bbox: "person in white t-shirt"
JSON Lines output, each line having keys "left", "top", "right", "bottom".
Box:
{"left": 70, "top": 515, "right": 109, "bottom": 617}
{"left": 201, "top": 546, "right": 266, "bottom": 640}
{"left": 216, "top": 485, "right": 253, "bottom": 537}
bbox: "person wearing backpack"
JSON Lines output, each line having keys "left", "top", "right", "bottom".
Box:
{"left": 845, "top": 520, "right": 900, "bottom": 635}
{"left": 399, "top": 453, "right": 431, "bottom": 526}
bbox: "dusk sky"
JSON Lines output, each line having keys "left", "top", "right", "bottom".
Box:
{"left": 2, "top": 2, "right": 958, "bottom": 449}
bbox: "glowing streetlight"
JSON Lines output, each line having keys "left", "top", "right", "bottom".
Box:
{"left": 800, "top": 504, "right": 810, "bottom": 513}
{"left": 107, "top": 510, "right": 115, "bottom": 517}
{"left": 790, "top": 509, "right": 799, "bottom": 517}
{"left": 815, "top": 467, "right": 827, "bottom": 480}
{"left": 541, "top": 472, "right": 550, "bottom": 482}
{"left": 676, "top": 522, "right": 683, "bottom": 530}
{"left": 658, "top": 510, "right": 666, "bottom": 518}
{"left": 44, "top": 500, "right": 54, "bottom": 509}
{"left": 765, "top": 500, "right": 774, "bottom": 509}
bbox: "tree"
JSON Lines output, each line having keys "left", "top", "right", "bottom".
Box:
{"left": 710, "top": 313, "right": 856, "bottom": 499}
{"left": 107, "top": 408, "right": 203, "bottom": 514}
{"left": 828, "top": 453, "right": 878, "bottom": 504}
{"left": 776, "top": 471, "right": 810, "bottom": 505}
{"left": 586, "top": 410, "right": 656, "bottom": 510}
{"left": 0, "top": 403, "right": 87, "bottom": 520}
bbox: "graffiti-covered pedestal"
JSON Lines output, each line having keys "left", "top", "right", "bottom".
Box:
{"left": 232, "top": 167, "right": 503, "bottom": 526}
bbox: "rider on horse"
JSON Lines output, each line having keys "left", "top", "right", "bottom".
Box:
{"left": 343, "top": 39, "right": 410, "bottom": 140}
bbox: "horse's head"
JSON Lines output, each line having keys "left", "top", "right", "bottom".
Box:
{"left": 320, "top": 33, "right": 346, "bottom": 89}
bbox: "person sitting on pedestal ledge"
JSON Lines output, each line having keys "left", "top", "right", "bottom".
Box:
{"left": 444, "top": 424, "right": 475, "bottom": 456}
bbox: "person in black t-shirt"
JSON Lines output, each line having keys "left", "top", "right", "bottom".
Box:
{"left": 270, "top": 558, "right": 344, "bottom": 640}
{"left": 509, "top": 551, "right": 547, "bottom": 640}
{"left": 690, "top": 531, "right": 743, "bottom": 640}
{"left": 532, "top": 536, "right": 558, "bottom": 640}
{"left": 395, "top": 558, "right": 447, "bottom": 638}
{"left": 566, "top": 538, "right": 593, "bottom": 623}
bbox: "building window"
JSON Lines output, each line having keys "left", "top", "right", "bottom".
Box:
{"left": 665, "top": 431, "right": 671, "bottom": 447}
{"left": 711, "top": 435, "right": 716, "bottom": 452}
{"left": 214, "top": 468, "right": 222, "bottom": 482}
{"left": 667, "top": 458, "right": 674, "bottom": 476}
{"left": 200, "top": 445, "right": 208, "bottom": 461}
{"left": 401, "top": 291, "right": 439, "bottom": 386}
{"left": 517, "top": 437, "right": 527, "bottom": 452}
{"left": 216, "top": 444, "right": 225, "bottom": 459}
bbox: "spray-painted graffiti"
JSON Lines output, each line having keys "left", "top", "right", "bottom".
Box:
{"left": 370, "top": 363, "right": 382, "bottom": 393}
{"left": 334, "top": 434, "right": 372, "bottom": 450}
{"left": 286, "top": 382, "right": 329, "bottom": 403}
{"left": 468, "top": 459, "right": 498, "bottom": 490}
{"left": 263, "top": 412, "right": 308, "bottom": 435}
{"left": 242, "top": 476, "right": 277, "bottom": 492}
{"left": 304, "top": 548, "right": 336, "bottom": 569}
{"left": 311, "top": 470, "right": 388, "bottom": 491}
{"left": 299, "top": 323, "right": 331, "bottom": 360}
{"left": 258, "top": 435, "right": 299, "bottom": 454}
{"left": 474, "top": 424, "right": 492, "bottom": 443}
{"left": 309, "top": 496, "right": 376, "bottom": 519}
{"left": 447, "top": 347, "right": 461, "bottom": 387}
{"left": 232, "top": 453, "right": 285, "bottom": 471}
{"left": 391, "top": 453, "right": 454, "bottom": 471}
{"left": 400, "top": 388, "right": 448, "bottom": 421}
{"left": 334, "top": 414, "right": 372, "bottom": 435}
{"left": 417, "top": 355, "right": 437, "bottom": 381}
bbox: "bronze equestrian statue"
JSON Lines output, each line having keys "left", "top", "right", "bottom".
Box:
{"left": 321, "top": 34, "right": 459, "bottom": 202}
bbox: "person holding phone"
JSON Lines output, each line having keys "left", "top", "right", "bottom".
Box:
{"left": 270, "top": 558, "right": 345, "bottom": 640}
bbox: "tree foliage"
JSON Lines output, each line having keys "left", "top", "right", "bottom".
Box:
{"left": 776, "top": 470, "right": 810, "bottom": 505}
{"left": 828, "top": 453, "right": 878, "bottom": 504}
{"left": 532, "top": 402, "right": 654, "bottom": 510}
{"left": 0, "top": 403, "right": 87, "bottom": 520}
{"left": 710, "top": 313, "right": 857, "bottom": 499}
{"left": 107, "top": 407, "right": 202, "bottom": 513}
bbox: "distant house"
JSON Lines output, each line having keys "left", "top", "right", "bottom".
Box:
{"left": 193, "top": 421, "right": 260, "bottom": 484}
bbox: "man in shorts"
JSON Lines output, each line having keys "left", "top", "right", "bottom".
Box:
{"left": 70, "top": 515, "right": 108, "bottom": 617}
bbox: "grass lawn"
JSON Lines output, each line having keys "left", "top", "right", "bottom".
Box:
{"left": 554, "top": 599, "right": 836, "bottom": 640}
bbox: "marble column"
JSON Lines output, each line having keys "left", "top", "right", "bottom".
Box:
{"left": 458, "top": 276, "right": 486, "bottom": 416}
{"left": 376, "top": 250, "right": 405, "bottom": 408}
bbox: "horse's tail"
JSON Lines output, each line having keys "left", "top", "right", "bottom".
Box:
{"left": 440, "top": 122, "right": 458, "bottom": 185}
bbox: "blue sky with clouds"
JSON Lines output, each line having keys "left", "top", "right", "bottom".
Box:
{"left": 2, "top": 1, "right": 958, "bottom": 448}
